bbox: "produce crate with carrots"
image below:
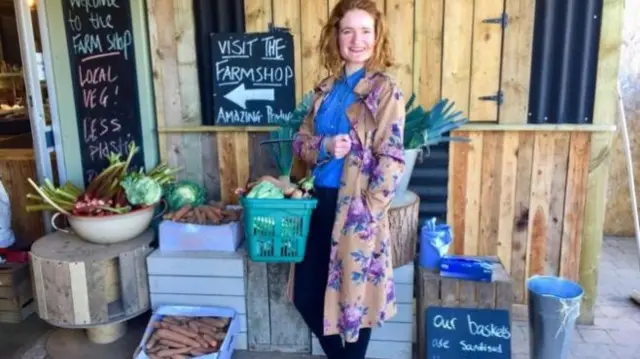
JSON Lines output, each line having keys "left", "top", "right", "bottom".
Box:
{"left": 134, "top": 305, "right": 241, "bottom": 359}
{"left": 159, "top": 201, "right": 243, "bottom": 252}
{"left": 236, "top": 175, "right": 317, "bottom": 263}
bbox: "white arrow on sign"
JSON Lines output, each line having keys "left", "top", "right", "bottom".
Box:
{"left": 223, "top": 83, "right": 275, "bottom": 110}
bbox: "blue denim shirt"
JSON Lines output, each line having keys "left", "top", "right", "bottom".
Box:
{"left": 313, "top": 67, "right": 366, "bottom": 188}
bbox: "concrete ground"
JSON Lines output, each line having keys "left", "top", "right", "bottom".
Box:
{"left": 3, "top": 236, "right": 640, "bottom": 359}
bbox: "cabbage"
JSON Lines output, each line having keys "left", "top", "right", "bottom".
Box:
{"left": 164, "top": 180, "right": 206, "bottom": 211}
{"left": 121, "top": 175, "right": 162, "bottom": 206}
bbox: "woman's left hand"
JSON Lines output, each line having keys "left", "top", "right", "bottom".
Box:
{"left": 325, "top": 134, "right": 352, "bottom": 159}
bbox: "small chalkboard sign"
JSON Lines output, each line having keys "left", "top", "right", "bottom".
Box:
{"left": 210, "top": 31, "right": 296, "bottom": 126}
{"left": 425, "top": 306, "right": 511, "bottom": 359}
{"left": 61, "top": 0, "right": 145, "bottom": 185}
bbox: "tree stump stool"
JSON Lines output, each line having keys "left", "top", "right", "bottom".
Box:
{"left": 416, "top": 256, "right": 514, "bottom": 359}
{"left": 389, "top": 190, "right": 420, "bottom": 268}
{"left": 29, "top": 229, "right": 154, "bottom": 344}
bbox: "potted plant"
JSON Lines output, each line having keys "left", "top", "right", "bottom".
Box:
{"left": 25, "top": 143, "right": 179, "bottom": 244}
{"left": 260, "top": 91, "right": 315, "bottom": 183}
{"left": 396, "top": 95, "right": 470, "bottom": 200}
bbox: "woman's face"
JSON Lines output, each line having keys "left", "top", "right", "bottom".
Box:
{"left": 338, "top": 9, "right": 376, "bottom": 68}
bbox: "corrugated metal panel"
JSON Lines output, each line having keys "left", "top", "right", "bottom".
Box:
{"left": 527, "top": 0, "right": 603, "bottom": 124}
{"left": 408, "top": 141, "right": 449, "bottom": 224}
{"left": 195, "top": 0, "right": 246, "bottom": 125}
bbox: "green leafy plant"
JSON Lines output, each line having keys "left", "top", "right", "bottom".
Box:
{"left": 261, "top": 91, "right": 315, "bottom": 177}
{"left": 404, "top": 95, "right": 470, "bottom": 151}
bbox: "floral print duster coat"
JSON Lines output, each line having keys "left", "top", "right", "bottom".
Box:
{"left": 289, "top": 70, "right": 406, "bottom": 343}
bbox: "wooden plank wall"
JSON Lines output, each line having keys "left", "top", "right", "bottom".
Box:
{"left": 146, "top": 0, "right": 623, "bottom": 327}
{"left": 447, "top": 131, "right": 591, "bottom": 318}
{"left": 147, "top": 0, "right": 513, "bottom": 204}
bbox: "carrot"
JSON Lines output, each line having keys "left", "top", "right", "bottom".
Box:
{"left": 187, "top": 320, "right": 200, "bottom": 332}
{"left": 147, "top": 344, "right": 167, "bottom": 354}
{"left": 146, "top": 332, "right": 159, "bottom": 349}
{"left": 210, "top": 206, "right": 223, "bottom": 216}
{"left": 212, "top": 331, "right": 226, "bottom": 341}
{"left": 193, "top": 319, "right": 223, "bottom": 333}
{"left": 194, "top": 335, "right": 209, "bottom": 348}
{"left": 222, "top": 209, "right": 240, "bottom": 222}
{"left": 172, "top": 204, "right": 192, "bottom": 221}
{"left": 201, "top": 206, "right": 221, "bottom": 224}
{"left": 206, "top": 200, "right": 221, "bottom": 208}
{"left": 158, "top": 338, "right": 186, "bottom": 348}
{"left": 200, "top": 317, "right": 228, "bottom": 328}
{"left": 182, "top": 210, "right": 195, "bottom": 223}
{"left": 192, "top": 323, "right": 217, "bottom": 337}
{"left": 164, "top": 323, "right": 199, "bottom": 339}
{"left": 155, "top": 328, "right": 201, "bottom": 347}
{"left": 194, "top": 207, "right": 206, "bottom": 224}
{"left": 190, "top": 347, "right": 219, "bottom": 356}
{"left": 155, "top": 347, "right": 191, "bottom": 357}
{"left": 161, "top": 317, "right": 181, "bottom": 326}
{"left": 202, "top": 333, "right": 219, "bottom": 347}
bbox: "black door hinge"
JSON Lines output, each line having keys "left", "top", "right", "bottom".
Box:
{"left": 478, "top": 91, "right": 504, "bottom": 105}
{"left": 482, "top": 13, "right": 508, "bottom": 28}
{"left": 268, "top": 23, "right": 290, "bottom": 33}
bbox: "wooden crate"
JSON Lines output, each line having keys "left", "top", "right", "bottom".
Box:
{"left": 146, "top": 249, "right": 248, "bottom": 350}
{"left": 311, "top": 264, "right": 416, "bottom": 359}
{"left": 0, "top": 262, "right": 36, "bottom": 323}
{"left": 417, "top": 256, "right": 514, "bottom": 359}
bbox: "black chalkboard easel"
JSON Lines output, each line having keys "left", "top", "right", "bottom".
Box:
{"left": 61, "top": 0, "right": 145, "bottom": 186}
{"left": 210, "top": 30, "right": 296, "bottom": 126}
{"left": 425, "top": 306, "right": 512, "bottom": 359}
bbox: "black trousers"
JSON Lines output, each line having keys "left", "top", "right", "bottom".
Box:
{"left": 293, "top": 186, "right": 372, "bottom": 359}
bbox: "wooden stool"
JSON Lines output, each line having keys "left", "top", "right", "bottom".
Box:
{"left": 388, "top": 191, "right": 419, "bottom": 268}
{"left": 416, "top": 256, "right": 514, "bottom": 359}
{"left": 29, "top": 230, "right": 153, "bottom": 344}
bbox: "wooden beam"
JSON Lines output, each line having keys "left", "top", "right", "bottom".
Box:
{"left": 455, "top": 124, "right": 616, "bottom": 132}
{"left": 158, "top": 126, "right": 278, "bottom": 133}
{"left": 578, "top": 0, "right": 625, "bottom": 325}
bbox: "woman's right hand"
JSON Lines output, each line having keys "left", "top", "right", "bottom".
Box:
{"left": 324, "top": 134, "right": 352, "bottom": 159}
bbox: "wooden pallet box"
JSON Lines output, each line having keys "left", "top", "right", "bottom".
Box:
{"left": 146, "top": 249, "right": 248, "bottom": 350}
{"left": 0, "top": 262, "right": 35, "bottom": 323}
{"left": 30, "top": 232, "right": 154, "bottom": 332}
{"left": 311, "top": 264, "right": 416, "bottom": 359}
{"left": 417, "top": 256, "right": 514, "bottom": 359}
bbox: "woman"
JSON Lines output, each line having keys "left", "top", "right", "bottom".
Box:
{"left": 289, "top": 0, "right": 406, "bottom": 358}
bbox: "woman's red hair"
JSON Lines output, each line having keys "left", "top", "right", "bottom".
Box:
{"left": 318, "top": 0, "right": 394, "bottom": 77}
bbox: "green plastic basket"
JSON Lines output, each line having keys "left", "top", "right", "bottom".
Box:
{"left": 240, "top": 197, "right": 318, "bottom": 263}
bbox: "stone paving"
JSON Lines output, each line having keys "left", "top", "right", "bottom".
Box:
{"left": 511, "top": 236, "right": 640, "bottom": 359}
{"left": 8, "top": 237, "right": 640, "bottom": 359}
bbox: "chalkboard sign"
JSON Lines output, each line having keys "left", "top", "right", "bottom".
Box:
{"left": 61, "top": 0, "right": 145, "bottom": 185}
{"left": 425, "top": 306, "right": 511, "bottom": 359}
{"left": 210, "top": 31, "right": 296, "bottom": 126}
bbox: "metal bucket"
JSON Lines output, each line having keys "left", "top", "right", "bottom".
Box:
{"left": 527, "top": 275, "right": 584, "bottom": 359}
